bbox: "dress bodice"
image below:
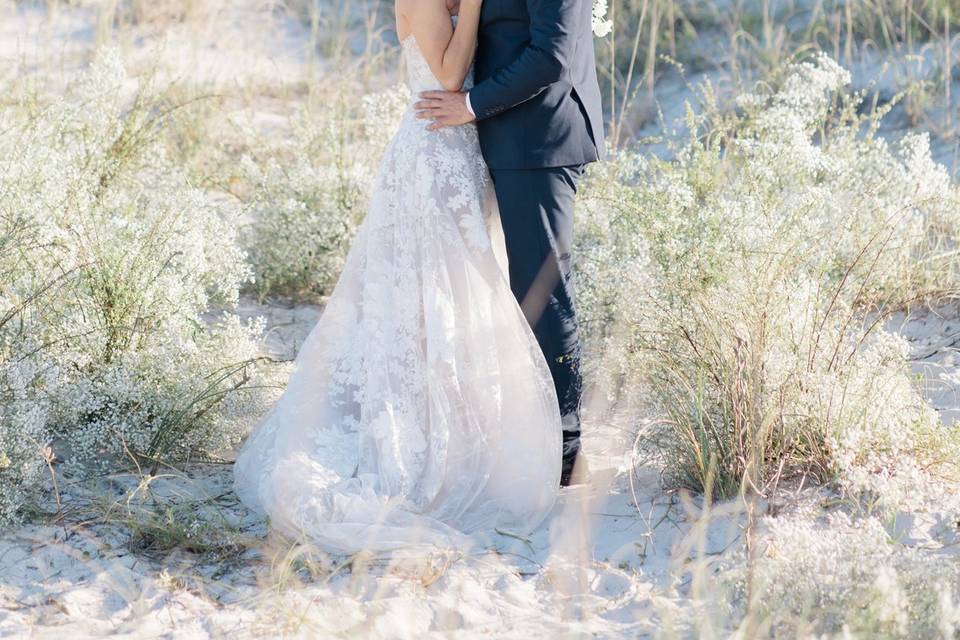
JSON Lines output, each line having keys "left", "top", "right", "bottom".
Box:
{"left": 401, "top": 23, "right": 474, "bottom": 94}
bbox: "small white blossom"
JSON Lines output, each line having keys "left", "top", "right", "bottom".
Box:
{"left": 592, "top": 0, "right": 613, "bottom": 37}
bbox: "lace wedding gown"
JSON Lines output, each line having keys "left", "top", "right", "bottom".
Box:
{"left": 233, "top": 31, "right": 562, "bottom": 554}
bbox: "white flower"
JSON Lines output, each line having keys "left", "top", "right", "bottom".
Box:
{"left": 592, "top": 0, "right": 613, "bottom": 37}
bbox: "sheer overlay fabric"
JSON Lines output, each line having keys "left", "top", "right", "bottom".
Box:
{"left": 233, "top": 33, "right": 562, "bottom": 554}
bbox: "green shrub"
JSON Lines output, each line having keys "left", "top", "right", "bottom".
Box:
{"left": 576, "top": 54, "right": 960, "bottom": 503}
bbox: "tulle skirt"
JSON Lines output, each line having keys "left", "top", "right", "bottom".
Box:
{"left": 233, "top": 111, "right": 562, "bottom": 554}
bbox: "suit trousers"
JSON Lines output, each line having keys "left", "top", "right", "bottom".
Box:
{"left": 489, "top": 166, "right": 584, "bottom": 466}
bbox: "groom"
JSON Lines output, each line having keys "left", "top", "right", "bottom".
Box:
{"left": 416, "top": 0, "right": 605, "bottom": 486}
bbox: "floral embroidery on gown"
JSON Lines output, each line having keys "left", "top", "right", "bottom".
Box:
{"left": 233, "top": 31, "right": 562, "bottom": 554}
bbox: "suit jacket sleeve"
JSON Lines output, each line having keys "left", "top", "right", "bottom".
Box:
{"left": 468, "top": 0, "right": 580, "bottom": 120}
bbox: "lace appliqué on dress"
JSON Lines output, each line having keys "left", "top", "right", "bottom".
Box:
{"left": 233, "top": 32, "right": 561, "bottom": 554}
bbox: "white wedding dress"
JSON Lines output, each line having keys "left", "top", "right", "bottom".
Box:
{"left": 233, "top": 30, "right": 562, "bottom": 554}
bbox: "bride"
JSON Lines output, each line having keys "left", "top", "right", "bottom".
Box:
{"left": 233, "top": 0, "right": 562, "bottom": 554}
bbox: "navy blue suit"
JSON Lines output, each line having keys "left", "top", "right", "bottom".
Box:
{"left": 468, "top": 0, "right": 604, "bottom": 481}
{"left": 470, "top": 0, "right": 604, "bottom": 169}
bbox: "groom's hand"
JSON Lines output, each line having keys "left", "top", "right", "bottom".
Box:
{"left": 416, "top": 91, "right": 475, "bottom": 131}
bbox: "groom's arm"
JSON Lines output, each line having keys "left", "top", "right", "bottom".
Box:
{"left": 415, "top": 0, "right": 581, "bottom": 129}
{"left": 468, "top": 0, "right": 580, "bottom": 120}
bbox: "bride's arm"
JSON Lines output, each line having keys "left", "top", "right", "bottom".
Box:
{"left": 406, "top": 0, "right": 482, "bottom": 92}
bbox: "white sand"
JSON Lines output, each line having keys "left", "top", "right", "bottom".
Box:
{"left": 2, "top": 301, "right": 958, "bottom": 638}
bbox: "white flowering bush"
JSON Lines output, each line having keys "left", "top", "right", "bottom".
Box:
{"left": 0, "top": 347, "right": 52, "bottom": 525}
{"left": 0, "top": 192, "right": 58, "bottom": 525}
{"left": 815, "top": 331, "right": 960, "bottom": 514}
{"left": 0, "top": 376, "right": 46, "bottom": 525}
{"left": 717, "top": 510, "right": 960, "bottom": 638}
{"left": 576, "top": 54, "right": 960, "bottom": 503}
{"left": 0, "top": 50, "right": 270, "bottom": 475}
{"left": 241, "top": 82, "right": 410, "bottom": 301}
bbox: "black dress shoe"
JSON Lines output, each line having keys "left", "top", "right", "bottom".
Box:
{"left": 560, "top": 454, "right": 590, "bottom": 487}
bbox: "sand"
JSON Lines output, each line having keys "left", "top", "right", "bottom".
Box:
{"left": 1, "top": 300, "right": 958, "bottom": 638}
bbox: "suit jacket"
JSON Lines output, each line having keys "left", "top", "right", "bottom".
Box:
{"left": 468, "top": 0, "right": 606, "bottom": 170}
